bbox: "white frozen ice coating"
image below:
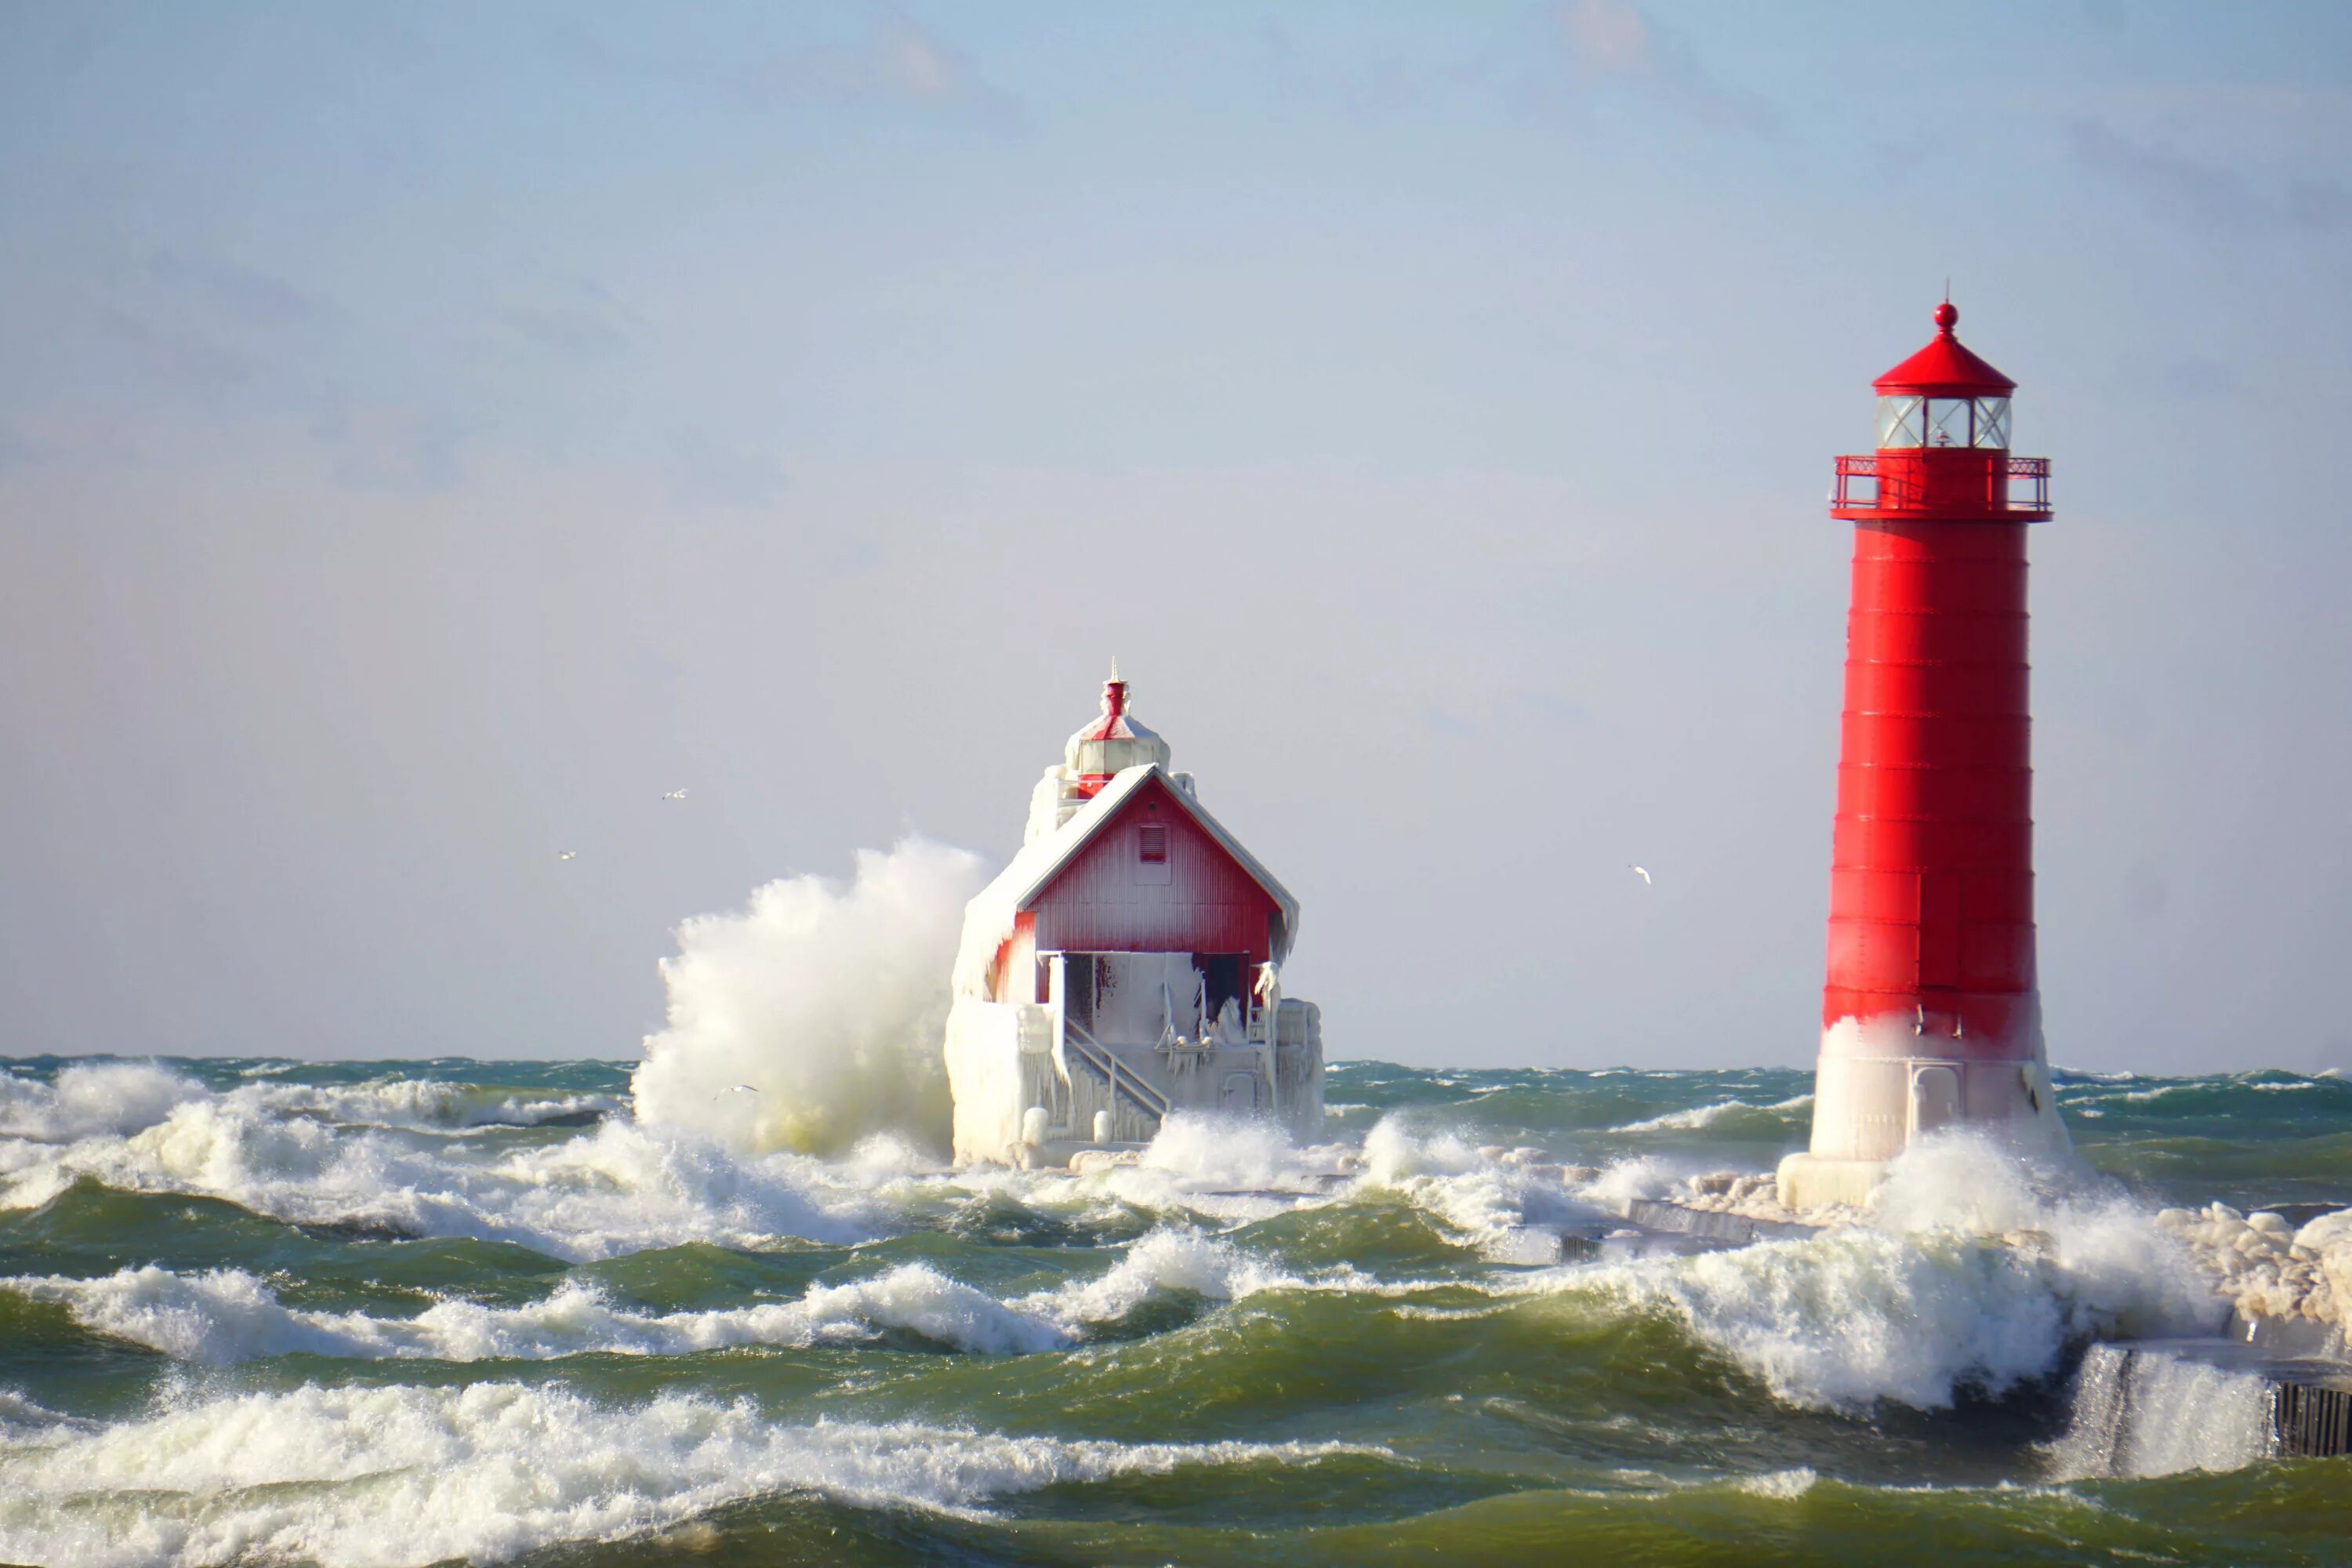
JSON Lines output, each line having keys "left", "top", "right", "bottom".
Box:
{"left": 1062, "top": 673, "right": 1171, "bottom": 783}
{"left": 2151, "top": 1201, "right": 2352, "bottom": 1329}
{"left": 1781, "top": 1008, "right": 2070, "bottom": 1209}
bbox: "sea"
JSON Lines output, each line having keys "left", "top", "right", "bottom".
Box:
{"left": 2, "top": 1054, "right": 2350, "bottom": 1568}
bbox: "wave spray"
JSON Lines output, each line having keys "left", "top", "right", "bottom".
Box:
{"left": 631, "top": 838, "right": 984, "bottom": 1156}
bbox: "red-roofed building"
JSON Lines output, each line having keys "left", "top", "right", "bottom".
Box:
{"left": 943, "top": 671, "right": 1323, "bottom": 1166}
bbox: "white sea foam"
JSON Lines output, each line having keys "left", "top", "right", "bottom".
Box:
{"left": 1138, "top": 1114, "right": 1319, "bottom": 1192}
{"left": 0, "top": 1262, "right": 1070, "bottom": 1363}
{"left": 1353, "top": 1119, "right": 1601, "bottom": 1258}
{"left": 0, "top": 1229, "right": 1306, "bottom": 1367}
{"left": 245, "top": 1076, "right": 619, "bottom": 1131}
{"left": 2045, "top": 1343, "right": 2272, "bottom": 1479}
{"left": 0, "top": 1381, "right": 1382, "bottom": 1568}
{"left": 631, "top": 838, "right": 985, "bottom": 1157}
{"left": 1556, "top": 1134, "right": 2229, "bottom": 1414}
{"left": 1613, "top": 1094, "right": 1813, "bottom": 1134}
{"left": 1574, "top": 1155, "right": 1688, "bottom": 1206}
{"left": 1049, "top": 1112, "right": 1613, "bottom": 1265}
{"left": 0, "top": 1391, "right": 86, "bottom": 1439}
{"left": 1, "top": 1076, "right": 1412, "bottom": 1264}
{"left": 1020, "top": 1229, "right": 1304, "bottom": 1323}
{"left": 0, "top": 1102, "right": 884, "bottom": 1261}
{"left": 0, "top": 1063, "right": 209, "bottom": 1141}
{"left": 1735, "top": 1467, "right": 1818, "bottom": 1498}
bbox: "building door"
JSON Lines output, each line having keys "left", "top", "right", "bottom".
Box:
{"left": 1908, "top": 1065, "right": 1959, "bottom": 1143}
{"left": 1220, "top": 1072, "right": 1258, "bottom": 1114}
{"left": 1194, "top": 953, "right": 1246, "bottom": 1019}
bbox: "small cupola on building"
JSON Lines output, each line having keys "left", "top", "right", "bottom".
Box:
{"left": 1065, "top": 666, "right": 1171, "bottom": 795}
{"left": 1025, "top": 666, "right": 1192, "bottom": 846}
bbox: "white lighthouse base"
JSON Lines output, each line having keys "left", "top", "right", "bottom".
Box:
{"left": 1774, "top": 1155, "right": 1897, "bottom": 1211}
{"left": 1777, "top": 1009, "right": 2069, "bottom": 1211}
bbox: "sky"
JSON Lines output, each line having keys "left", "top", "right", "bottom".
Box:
{"left": 2, "top": 1, "right": 2349, "bottom": 1073}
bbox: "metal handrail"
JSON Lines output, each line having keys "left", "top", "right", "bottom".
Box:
{"left": 1831, "top": 454, "right": 2049, "bottom": 516}
{"left": 1061, "top": 1019, "right": 1173, "bottom": 1122}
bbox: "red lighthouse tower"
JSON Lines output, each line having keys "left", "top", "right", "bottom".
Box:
{"left": 1778, "top": 302, "right": 2070, "bottom": 1210}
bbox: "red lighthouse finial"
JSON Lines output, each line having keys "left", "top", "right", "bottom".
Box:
{"left": 1933, "top": 298, "right": 1958, "bottom": 335}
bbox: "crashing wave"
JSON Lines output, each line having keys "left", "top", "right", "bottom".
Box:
{"left": 0, "top": 1381, "right": 1385, "bottom": 1568}
{"left": 0, "top": 1228, "right": 1311, "bottom": 1366}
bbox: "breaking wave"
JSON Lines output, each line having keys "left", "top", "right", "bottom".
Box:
{"left": 1613, "top": 1094, "right": 1814, "bottom": 1134}
{"left": 1553, "top": 1137, "right": 2230, "bottom": 1412}
{"left": 0, "top": 1381, "right": 1382, "bottom": 1568}
{"left": 5, "top": 1049, "right": 2343, "bottom": 1568}
{"left": 630, "top": 839, "right": 985, "bottom": 1157}
{"left": 0, "top": 1062, "right": 209, "bottom": 1142}
{"left": 0, "top": 1103, "right": 886, "bottom": 1261}
{"left": 0, "top": 1229, "right": 1305, "bottom": 1366}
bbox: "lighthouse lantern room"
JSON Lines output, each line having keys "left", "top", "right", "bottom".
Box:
{"left": 944, "top": 671, "right": 1325, "bottom": 1167}
{"left": 1779, "top": 303, "right": 2070, "bottom": 1210}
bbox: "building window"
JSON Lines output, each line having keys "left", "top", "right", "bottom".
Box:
{"left": 1139, "top": 823, "right": 1169, "bottom": 863}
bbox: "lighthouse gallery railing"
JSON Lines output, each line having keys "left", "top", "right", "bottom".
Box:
{"left": 1833, "top": 455, "right": 2050, "bottom": 516}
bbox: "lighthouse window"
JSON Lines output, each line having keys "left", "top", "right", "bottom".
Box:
{"left": 1138, "top": 824, "right": 1169, "bottom": 863}
{"left": 1875, "top": 395, "right": 1924, "bottom": 448}
{"left": 1973, "top": 397, "right": 2011, "bottom": 449}
{"left": 1925, "top": 397, "right": 1973, "bottom": 447}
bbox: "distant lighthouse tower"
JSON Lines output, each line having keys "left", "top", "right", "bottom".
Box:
{"left": 1778, "top": 302, "right": 2070, "bottom": 1210}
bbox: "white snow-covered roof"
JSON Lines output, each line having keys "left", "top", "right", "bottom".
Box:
{"left": 950, "top": 764, "right": 1300, "bottom": 998}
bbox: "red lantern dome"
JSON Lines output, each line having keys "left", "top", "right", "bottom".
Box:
{"left": 1832, "top": 300, "right": 2048, "bottom": 521}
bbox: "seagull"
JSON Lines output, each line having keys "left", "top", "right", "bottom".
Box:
{"left": 557, "top": 851, "right": 578, "bottom": 862}
{"left": 713, "top": 1083, "right": 758, "bottom": 1102}
{"left": 662, "top": 789, "right": 689, "bottom": 801}
{"left": 1628, "top": 865, "right": 1652, "bottom": 885}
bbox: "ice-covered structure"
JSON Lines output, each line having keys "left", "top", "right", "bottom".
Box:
{"left": 942, "top": 670, "right": 1323, "bottom": 1166}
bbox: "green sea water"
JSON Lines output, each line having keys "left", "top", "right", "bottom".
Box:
{"left": 2, "top": 1056, "right": 2349, "bottom": 1566}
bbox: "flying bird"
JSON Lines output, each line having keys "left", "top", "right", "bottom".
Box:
{"left": 662, "top": 789, "right": 689, "bottom": 801}
{"left": 1628, "top": 865, "right": 1652, "bottom": 885}
{"left": 557, "top": 851, "right": 578, "bottom": 862}
{"left": 713, "top": 1083, "right": 759, "bottom": 1102}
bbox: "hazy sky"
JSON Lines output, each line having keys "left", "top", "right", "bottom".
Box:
{"left": 2, "top": 2, "right": 2348, "bottom": 1073}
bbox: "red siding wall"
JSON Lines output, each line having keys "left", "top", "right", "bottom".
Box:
{"left": 1029, "top": 777, "right": 1279, "bottom": 965}
{"left": 989, "top": 911, "right": 1039, "bottom": 1004}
